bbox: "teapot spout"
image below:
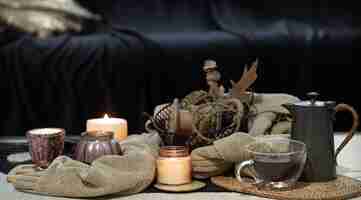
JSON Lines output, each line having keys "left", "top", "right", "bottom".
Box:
{"left": 281, "top": 103, "right": 295, "bottom": 115}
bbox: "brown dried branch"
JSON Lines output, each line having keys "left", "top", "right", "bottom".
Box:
{"left": 230, "top": 59, "right": 258, "bottom": 99}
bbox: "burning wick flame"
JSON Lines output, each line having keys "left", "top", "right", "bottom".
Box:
{"left": 104, "top": 114, "right": 110, "bottom": 119}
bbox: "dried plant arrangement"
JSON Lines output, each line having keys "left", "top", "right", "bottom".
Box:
{"left": 145, "top": 59, "right": 260, "bottom": 149}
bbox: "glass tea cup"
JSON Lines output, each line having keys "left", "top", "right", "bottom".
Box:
{"left": 235, "top": 137, "right": 307, "bottom": 190}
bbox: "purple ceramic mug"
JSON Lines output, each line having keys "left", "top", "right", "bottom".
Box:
{"left": 26, "top": 128, "right": 65, "bottom": 168}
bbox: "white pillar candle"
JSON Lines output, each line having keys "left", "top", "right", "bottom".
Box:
{"left": 86, "top": 114, "right": 128, "bottom": 141}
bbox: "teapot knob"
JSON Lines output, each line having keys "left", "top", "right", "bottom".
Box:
{"left": 307, "top": 92, "right": 319, "bottom": 104}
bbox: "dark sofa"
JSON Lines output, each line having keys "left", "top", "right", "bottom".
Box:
{"left": 1, "top": 0, "right": 359, "bottom": 136}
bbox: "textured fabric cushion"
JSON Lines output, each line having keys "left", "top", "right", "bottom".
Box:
{"left": 7, "top": 132, "right": 161, "bottom": 197}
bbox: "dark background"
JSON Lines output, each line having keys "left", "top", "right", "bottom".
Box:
{"left": 0, "top": 0, "right": 359, "bottom": 136}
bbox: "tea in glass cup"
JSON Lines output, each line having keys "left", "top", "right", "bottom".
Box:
{"left": 235, "top": 137, "right": 307, "bottom": 190}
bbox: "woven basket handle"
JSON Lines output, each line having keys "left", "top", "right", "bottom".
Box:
{"left": 334, "top": 103, "right": 359, "bottom": 160}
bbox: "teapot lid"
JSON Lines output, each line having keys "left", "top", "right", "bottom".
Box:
{"left": 293, "top": 92, "right": 335, "bottom": 107}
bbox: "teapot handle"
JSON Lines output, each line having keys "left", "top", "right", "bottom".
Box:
{"left": 334, "top": 104, "right": 359, "bottom": 160}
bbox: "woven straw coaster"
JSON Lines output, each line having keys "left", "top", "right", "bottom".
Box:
{"left": 211, "top": 175, "right": 361, "bottom": 200}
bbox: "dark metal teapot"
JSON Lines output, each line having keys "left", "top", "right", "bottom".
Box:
{"left": 282, "top": 92, "right": 359, "bottom": 182}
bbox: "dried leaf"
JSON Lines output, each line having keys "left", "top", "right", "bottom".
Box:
{"left": 230, "top": 59, "right": 258, "bottom": 99}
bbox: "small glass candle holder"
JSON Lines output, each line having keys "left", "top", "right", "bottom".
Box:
{"left": 73, "top": 131, "right": 121, "bottom": 164}
{"left": 26, "top": 128, "right": 65, "bottom": 168}
{"left": 156, "top": 146, "right": 192, "bottom": 185}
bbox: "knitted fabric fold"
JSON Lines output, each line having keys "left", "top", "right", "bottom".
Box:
{"left": 7, "top": 132, "right": 161, "bottom": 198}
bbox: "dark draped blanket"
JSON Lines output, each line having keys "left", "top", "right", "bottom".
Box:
{"left": 1, "top": 0, "right": 359, "bottom": 136}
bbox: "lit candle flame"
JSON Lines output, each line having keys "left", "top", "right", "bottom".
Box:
{"left": 104, "top": 114, "right": 110, "bottom": 119}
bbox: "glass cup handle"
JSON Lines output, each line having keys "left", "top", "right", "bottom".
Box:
{"left": 235, "top": 160, "right": 260, "bottom": 184}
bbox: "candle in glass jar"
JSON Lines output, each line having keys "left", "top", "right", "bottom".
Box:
{"left": 156, "top": 146, "right": 192, "bottom": 185}
{"left": 86, "top": 114, "right": 128, "bottom": 141}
